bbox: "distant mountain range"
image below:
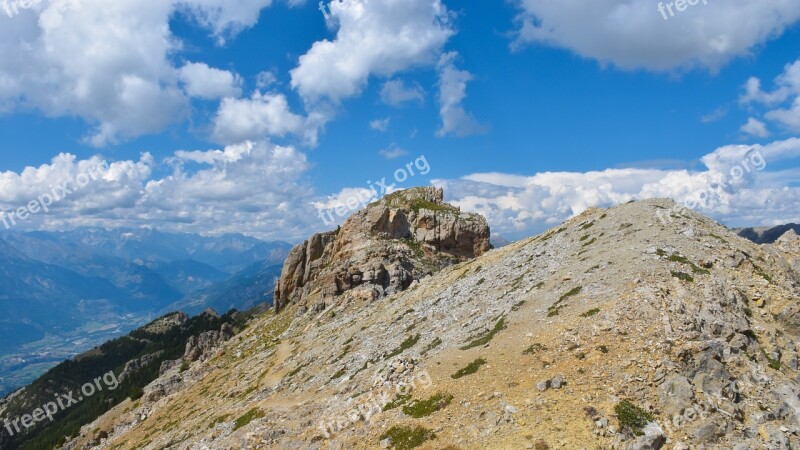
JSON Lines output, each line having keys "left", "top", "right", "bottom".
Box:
{"left": 0, "top": 228, "right": 292, "bottom": 396}
{"left": 737, "top": 223, "right": 800, "bottom": 244}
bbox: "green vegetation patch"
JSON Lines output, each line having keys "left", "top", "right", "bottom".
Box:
{"left": 460, "top": 318, "right": 506, "bottom": 350}
{"left": 383, "top": 394, "right": 412, "bottom": 411}
{"left": 421, "top": 337, "right": 442, "bottom": 355}
{"left": 402, "top": 392, "right": 454, "bottom": 418}
{"left": 752, "top": 263, "right": 773, "bottom": 283}
{"left": 548, "top": 286, "right": 583, "bottom": 316}
{"left": 615, "top": 400, "right": 654, "bottom": 436}
{"left": 386, "top": 334, "right": 421, "bottom": 359}
{"left": 287, "top": 362, "right": 308, "bottom": 378}
{"left": 233, "top": 408, "right": 265, "bottom": 431}
{"left": 379, "top": 425, "right": 436, "bottom": 450}
{"left": 523, "top": 343, "right": 547, "bottom": 355}
{"left": 451, "top": 358, "right": 487, "bottom": 379}
{"left": 762, "top": 349, "right": 781, "bottom": 370}
{"left": 580, "top": 308, "right": 601, "bottom": 318}
{"left": 670, "top": 271, "right": 694, "bottom": 282}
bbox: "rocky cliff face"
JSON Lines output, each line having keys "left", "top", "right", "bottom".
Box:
{"left": 59, "top": 199, "right": 800, "bottom": 450}
{"left": 274, "top": 186, "right": 491, "bottom": 313}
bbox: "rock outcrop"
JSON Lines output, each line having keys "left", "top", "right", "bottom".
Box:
{"left": 274, "top": 187, "right": 490, "bottom": 312}
{"left": 184, "top": 323, "right": 234, "bottom": 362}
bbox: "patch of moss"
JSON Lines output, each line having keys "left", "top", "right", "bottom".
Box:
{"left": 335, "top": 344, "right": 351, "bottom": 362}
{"left": 511, "top": 300, "right": 526, "bottom": 311}
{"left": 421, "top": 337, "right": 442, "bottom": 355}
{"left": 476, "top": 278, "right": 485, "bottom": 285}
{"left": 670, "top": 271, "right": 694, "bottom": 282}
{"left": 379, "top": 425, "right": 436, "bottom": 450}
{"left": 233, "top": 408, "right": 265, "bottom": 431}
{"left": 614, "top": 400, "right": 654, "bottom": 436}
{"left": 331, "top": 368, "right": 347, "bottom": 380}
{"left": 287, "top": 363, "right": 308, "bottom": 378}
{"left": 386, "top": 334, "right": 421, "bottom": 359}
{"left": 451, "top": 358, "right": 487, "bottom": 379}
{"left": 548, "top": 286, "right": 583, "bottom": 316}
{"left": 752, "top": 263, "right": 773, "bottom": 283}
{"left": 742, "top": 329, "right": 759, "bottom": 342}
{"left": 582, "top": 238, "right": 597, "bottom": 247}
{"left": 560, "top": 286, "right": 583, "bottom": 301}
{"left": 209, "top": 414, "right": 231, "bottom": 429}
{"left": 597, "top": 345, "right": 609, "bottom": 353}
{"left": 523, "top": 343, "right": 547, "bottom": 355}
{"left": 762, "top": 349, "right": 781, "bottom": 370}
{"left": 409, "top": 198, "right": 458, "bottom": 213}
{"left": 460, "top": 318, "right": 506, "bottom": 350}
{"left": 667, "top": 252, "right": 710, "bottom": 275}
{"left": 580, "top": 308, "right": 601, "bottom": 318}
{"left": 402, "top": 392, "right": 454, "bottom": 418}
{"left": 383, "top": 394, "right": 412, "bottom": 411}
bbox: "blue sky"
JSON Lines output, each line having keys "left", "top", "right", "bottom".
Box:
{"left": 0, "top": 0, "right": 799, "bottom": 241}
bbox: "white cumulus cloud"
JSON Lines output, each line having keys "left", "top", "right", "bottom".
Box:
{"left": 513, "top": 0, "right": 800, "bottom": 71}
{"left": 436, "top": 52, "right": 486, "bottom": 138}
{"left": 179, "top": 62, "right": 242, "bottom": 100}
{"left": 0, "top": 0, "right": 294, "bottom": 146}
{"left": 433, "top": 138, "right": 800, "bottom": 239}
{"left": 290, "top": 0, "right": 454, "bottom": 103}
{"left": 212, "top": 92, "right": 306, "bottom": 145}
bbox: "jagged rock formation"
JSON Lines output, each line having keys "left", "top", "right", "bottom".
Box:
{"left": 59, "top": 198, "right": 800, "bottom": 450}
{"left": 183, "top": 323, "right": 234, "bottom": 362}
{"left": 274, "top": 186, "right": 490, "bottom": 312}
{"left": 119, "top": 351, "right": 164, "bottom": 382}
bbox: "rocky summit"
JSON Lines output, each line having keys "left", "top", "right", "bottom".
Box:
{"left": 59, "top": 193, "right": 800, "bottom": 449}
{"left": 273, "top": 186, "right": 491, "bottom": 313}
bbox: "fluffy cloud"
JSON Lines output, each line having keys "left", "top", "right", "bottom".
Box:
{"left": 432, "top": 138, "right": 800, "bottom": 239}
{"left": 179, "top": 63, "right": 242, "bottom": 100}
{"left": 513, "top": 0, "right": 800, "bottom": 71}
{"left": 0, "top": 0, "right": 290, "bottom": 146}
{"left": 741, "top": 60, "right": 800, "bottom": 133}
{"left": 436, "top": 52, "right": 485, "bottom": 137}
{"left": 290, "top": 0, "right": 453, "bottom": 103}
{"left": 212, "top": 92, "right": 306, "bottom": 144}
{"left": 0, "top": 142, "right": 321, "bottom": 240}
{"left": 369, "top": 117, "right": 390, "bottom": 132}
{"left": 741, "top": 118, "right": 770, "bottom": 138}
{"left": 175, "top": 0, "right": 280, "bottom": 45}
{"left": 380, "top": 79, "right": 425, "bottom": 107}
{"left": 3, "top": 139, "right": 799, "bottom": 242}
{"left": 378, "top": 144, "right": 408, "bottom": 159}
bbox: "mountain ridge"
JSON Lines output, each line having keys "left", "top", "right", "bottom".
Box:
{"left": 16, "top": 193, "right": 800, "bottom": 449}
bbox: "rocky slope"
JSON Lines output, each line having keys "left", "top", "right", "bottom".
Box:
{"left": 59, "top": 195, "right": 800, "bottom": 450}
